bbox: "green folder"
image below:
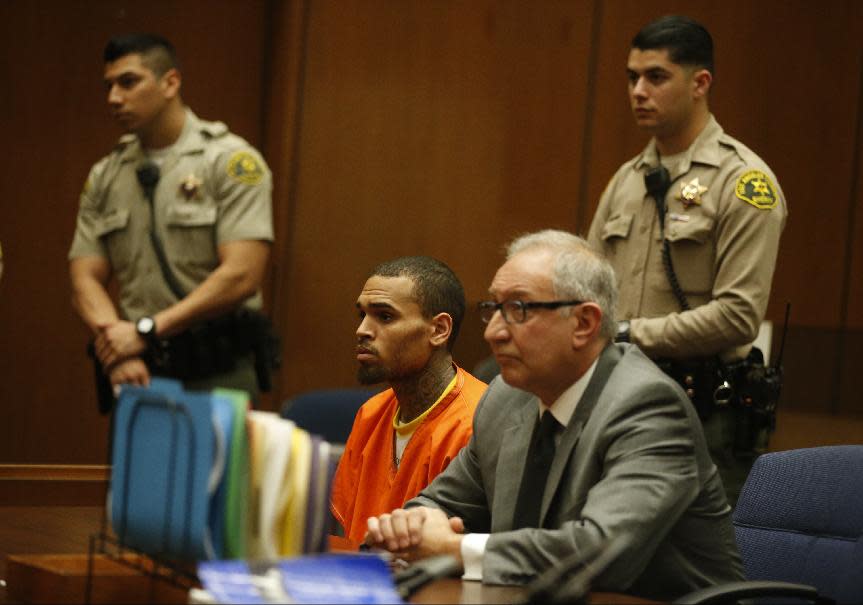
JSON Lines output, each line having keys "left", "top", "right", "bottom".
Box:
{"left": 213, "top": 388, "right": 251, "bottom": 559}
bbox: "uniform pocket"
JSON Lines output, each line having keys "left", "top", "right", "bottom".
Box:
{"left": 93, "top": 208, "right": 130, "bottom": 237}
{"left": 665, "top": 215, "right": 712, "bottom": 244}
{"left": 165, "top": 203, "right": 218, "bottom": 269}
{"left": 166, "top": 203, "right": 217, "bottom": 227}
{"left": 663, "top": 214, "right": 715, "bottom": 294}
{"left": 600, "top": 213, "right": 633, "bottom": 242}
{"left": 94, "top": 209, "right": 135, "bottom": 271}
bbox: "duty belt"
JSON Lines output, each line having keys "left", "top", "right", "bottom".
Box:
{"left": 654, "top": 348, "right": 782, "bottom": 455}
{"left": 148, "top": 309, "right": 280, "bottom": 391}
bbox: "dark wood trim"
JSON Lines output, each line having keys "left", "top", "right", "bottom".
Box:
{"left": 0, "top": 465, "right": 109, "bottom": 506}
{"left": 0, "top": 465, "right": 109, "bottom": 482}
{"left": 835, "top": 40, "right": 863, "bottom": 412}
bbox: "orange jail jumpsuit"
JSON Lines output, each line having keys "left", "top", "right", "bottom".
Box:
{"left": 330, "top": 366, "right": 486, "bottom": 546}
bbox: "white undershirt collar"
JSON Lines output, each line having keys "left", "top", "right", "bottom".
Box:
{"left": 537, "top": 358, "right": 599, "bottom": 429}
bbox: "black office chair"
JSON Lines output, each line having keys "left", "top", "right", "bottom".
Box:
{"left": 279, "top": 388, "right": 377, "bottom": 444}
{"left": 676, "top": 445, "right": 863, "bottom": 604}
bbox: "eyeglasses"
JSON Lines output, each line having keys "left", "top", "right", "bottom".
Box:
{"left": 478, "top": 300, "right": 584, "bottom": 324}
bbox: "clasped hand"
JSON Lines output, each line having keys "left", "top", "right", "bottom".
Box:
{"left": 95, "top": 320, "right": 146, "bottom": 370}
{"left": 364, "top": 506, "right": 465, "bottom": 567}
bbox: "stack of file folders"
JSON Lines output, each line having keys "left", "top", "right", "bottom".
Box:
{"left": 109, "top": 378, "right": 335, "bottom": 562}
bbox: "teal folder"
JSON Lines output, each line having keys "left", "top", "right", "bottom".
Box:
{"left": 110, "top": 381, "right": 215, "bottom": 560}
{"left": 213, "top": 388, "right": 251, "bottom": 559}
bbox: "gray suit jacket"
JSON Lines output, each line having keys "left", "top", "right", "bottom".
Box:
{"left": 409, "top": 343, "right": 743, "bottom": 600}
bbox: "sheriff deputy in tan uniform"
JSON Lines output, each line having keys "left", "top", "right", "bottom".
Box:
{"left": 587, "top": 16, "right": 787, "bottom": 504}
{"left": 69, "top": 34, "right": 274, "bottom": 403}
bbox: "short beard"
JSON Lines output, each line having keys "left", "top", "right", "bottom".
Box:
{"left": 357, "top": 365, "right": 387, "bottom": 385}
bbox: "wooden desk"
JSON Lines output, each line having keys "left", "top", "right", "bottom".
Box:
{"left": 411, "top": 578, "right": 655, "bottom": 604}
{"left": 330, "top": 535, "right": 652, "bottom": 604}
{"left": 3, "top": 514, "right": 652, "bottom": 605}
{"left": 411, "top": 577, "right": 526, "bottom": 604}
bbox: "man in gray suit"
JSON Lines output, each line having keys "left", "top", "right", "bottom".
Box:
{"left": 365, "top": 230, "right": 742, "bottom": 600}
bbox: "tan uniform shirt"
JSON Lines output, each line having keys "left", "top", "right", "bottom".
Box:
{"left": 69, "top": 109, "right": 273, "bottom": 321}
{"left": 588, "top": 115, "right": 787, "bottom": 361}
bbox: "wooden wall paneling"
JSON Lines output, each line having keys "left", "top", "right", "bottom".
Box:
{"left": 260, "top": 0, "right": 313, "bottom": 410}
{"left": 2, "top": 0, "right": 860, "bottom": 466}
{"left": 706, "top": 1, "right": 863, "bottom": 413}
{"left": 0, "top": 464, "right": 109, "bottom": 506}
{"left": 706, "top": 2, "right": 863, "bottom": 331}
{"left": 577, "top": 0, "right": 653, "bottom": 234}
{"left": 0, "top": 2, "right": 116, "bottom": 466}
{"left": 770, "top": 408, "right": 863, "bottom": 451}
{"left": 838, "top": 1, "right": 863, "bottom": 415}
{"left": 777, "top": 327, "right": 846, "bottom": 414}
{"left": 273, "top": 0, "right": 597, "bottom": 398}
{"left": 0, "top": 0, "right": 267, "bottom": 463}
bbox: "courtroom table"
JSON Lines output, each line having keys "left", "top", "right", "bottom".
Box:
{"left": 330, "top": 536, "right": 653, "bottom": 604}
{"left": 3, "top": 514, "right": 653, "bottom": 604}
{"left": 411, "top": 577, "right": 526, "bottom": 604}
{"left": 411, "top": 578, "right": 656, "bottom": 604}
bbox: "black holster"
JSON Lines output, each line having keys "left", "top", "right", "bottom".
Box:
{"left": 150, "top": 309, "right": 281, "bottom": 392}
{"left": 656, "top": 347, "right": 782, "bottom": 456}
{"left": 87, "top": 342, "right": 116, "bottom": 415}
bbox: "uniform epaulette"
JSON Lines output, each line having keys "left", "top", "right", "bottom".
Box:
{"left": 717, "top": 133, "right": 750, "bottom": 165}
{"left": 717, "top": 133, "right": 738, "bottom": 150}
{"left": 199, "top": 120, "right": 229, "bottom": 139}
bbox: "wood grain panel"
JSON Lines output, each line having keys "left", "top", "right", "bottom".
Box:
{"left": 274, "top": 0, "right": 597, "bottom": 397}
{"left": 0, "top": 0, "right": 267, "bottom": 463}
{"left": 0, "top": 465, "right": 109, "bottom": 506}
{"left": 259, "top": 0, "right": 312, "bottom": 408}
{"left": 839, "top": 4, "right": 863, "bottom": 413}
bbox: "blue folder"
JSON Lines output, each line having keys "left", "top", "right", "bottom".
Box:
{"left": 198, "top": 554, "right": 403, "bottom": 604}
{"left": 110, "top": 380, "right": 215, "bottom": 560}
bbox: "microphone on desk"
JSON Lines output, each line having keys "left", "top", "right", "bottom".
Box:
{"left": 523, "top": 533, "right": 630, "bottom": 605}
{"left": 394, "top": 555, "right": 461, "bottom": 599}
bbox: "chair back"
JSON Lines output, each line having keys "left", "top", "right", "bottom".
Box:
{"left": 733, "top": 445, "right": 863, "bottom": 604}
{"left": 280, "top": 388, "right": 376, "bottom": 444}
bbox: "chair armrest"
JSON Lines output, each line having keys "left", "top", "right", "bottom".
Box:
{"left": 673, "top": 580, "right": 829, "bottom": 605}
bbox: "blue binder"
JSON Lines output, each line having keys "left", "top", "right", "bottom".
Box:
{"left": 110, "top": 380, "right": 215, "bottom": 560}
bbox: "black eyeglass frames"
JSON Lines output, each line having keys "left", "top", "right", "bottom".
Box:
{"left": 477, "top": 300, "right": 584, "bottom": 324}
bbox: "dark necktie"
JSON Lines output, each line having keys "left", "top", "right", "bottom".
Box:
{"left": 512, "top": 411, "right": 560, "bottom": 529}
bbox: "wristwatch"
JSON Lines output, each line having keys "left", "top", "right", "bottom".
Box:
{"left": 615, "top": 320, "right": 631, "bottom": 343}
{"left": 136, "top": 316, "right": 160, "bottom": 351}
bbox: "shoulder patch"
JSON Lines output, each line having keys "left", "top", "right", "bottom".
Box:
{"left": 735, "top": 170, "right": 778, "bottom": 210}
{"left": 226, "top": 151, "right": 264, "bottom": 185}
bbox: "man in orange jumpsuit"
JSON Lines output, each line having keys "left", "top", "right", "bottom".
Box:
{"left": 331, "top": 256, "right": 487, "bottom": 546}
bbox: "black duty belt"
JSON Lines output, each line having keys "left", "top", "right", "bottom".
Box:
{"left": 654, "top": 348, "right": 782, "bottom": 456}
{"left": 148, "top": 309, "right": 281, "bottom": 391}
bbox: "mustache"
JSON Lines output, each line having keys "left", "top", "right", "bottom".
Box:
{"left": 356, "top": 344, "right": 378, "bottom": 356}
